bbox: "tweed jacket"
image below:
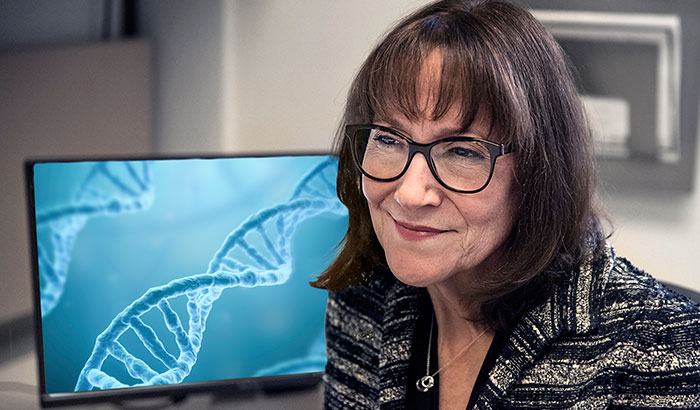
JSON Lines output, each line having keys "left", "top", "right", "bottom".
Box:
{"left": 322, "top": 243, "right": 700, "bottom": 409}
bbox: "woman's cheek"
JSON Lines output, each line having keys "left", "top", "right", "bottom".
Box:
{"left": 361, "top": 176, "right": 387, "bottom": 206}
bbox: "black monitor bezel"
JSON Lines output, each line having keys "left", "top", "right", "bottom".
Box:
{"left": 24, "top": 151, "right": 336, "bottom": 407}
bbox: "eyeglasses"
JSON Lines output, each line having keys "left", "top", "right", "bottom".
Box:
{"left": 347, "top": 124, "right": 514, "bottom": 194}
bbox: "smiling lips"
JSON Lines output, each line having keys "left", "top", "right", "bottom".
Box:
{"left": 393, "top": 219, "right": 450, "bottom": 241}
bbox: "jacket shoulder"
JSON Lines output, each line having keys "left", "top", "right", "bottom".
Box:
{"left": 601, "top": 256, "right": 700, "bottom": 342}
{"left": 596, "top": 257, "right": 700, "bottom": 404}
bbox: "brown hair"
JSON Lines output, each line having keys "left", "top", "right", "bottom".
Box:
{"left": 311, "top": 0, "right": 602, "bottom": 331}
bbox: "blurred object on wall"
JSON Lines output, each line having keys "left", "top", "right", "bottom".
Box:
{"left": 582, "top": 95, "right": 631, "bottom": 158}
{"left": 0, "top": 0, "right": 137, "bottom": 50}
{"left": 533, "top": 10, "right": 681, "bottom": 163}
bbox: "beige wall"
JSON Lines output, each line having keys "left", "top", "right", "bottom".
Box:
{"left": 223, "top": 0, "right": 429, "bottom": 153}
{"left": 601, "top": 127, "right": 700, "bottom": 291}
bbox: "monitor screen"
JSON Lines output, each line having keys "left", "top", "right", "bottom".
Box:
{"left": 26, "top": 154, "right": 347, "bottom": 406}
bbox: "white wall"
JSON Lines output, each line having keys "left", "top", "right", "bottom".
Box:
{"left": 601, "top": 125, "right": 700, "bottom": 291}
{"left": 223, "top": 0, "right": 429, "bottom": 153}
{"left": 139, "top": 0, "right": 227, "bottom": 153}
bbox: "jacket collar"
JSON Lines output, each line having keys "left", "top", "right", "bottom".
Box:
{"left": 371, "top": 266, "right": 427, "bottom": 407}
{"left": 474, "top": 242, "right": 616, "bottom": 407}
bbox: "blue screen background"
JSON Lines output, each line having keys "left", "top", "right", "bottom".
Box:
{"left": 33, "top": 156, "right": 347, "bottom": 394}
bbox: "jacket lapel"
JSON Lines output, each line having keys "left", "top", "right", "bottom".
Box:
{"left": 377, "top": 277, "right": 427, "bottom": 408}
{"left": 473, "top": 243, "right": 615, "bottom": 408}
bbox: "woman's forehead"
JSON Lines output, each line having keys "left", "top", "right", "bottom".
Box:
{"left": 375, "top": 107, "right": 492, "bottom": 138}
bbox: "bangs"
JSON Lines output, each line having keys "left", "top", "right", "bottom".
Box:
{"left": 359, "top": 13, "right": 528, "bottom": 144}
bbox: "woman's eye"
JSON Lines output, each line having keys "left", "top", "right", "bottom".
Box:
{"left": 448, "top": 146, "right": 485, "bottom": 160}
{"left": 372, "top": 134, "right": 399, "bottom": 146}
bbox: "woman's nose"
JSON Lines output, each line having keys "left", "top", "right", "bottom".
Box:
{"left": 393, "top": 153, "right": 442, "bottom": 209}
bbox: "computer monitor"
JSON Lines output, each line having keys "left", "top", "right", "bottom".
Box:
{"left": 25, "top": 153, "right": 347, "bottom": 407}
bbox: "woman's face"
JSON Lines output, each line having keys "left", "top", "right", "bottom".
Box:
{"left": 362, "top": 107, "right": 518, "bottom": 289}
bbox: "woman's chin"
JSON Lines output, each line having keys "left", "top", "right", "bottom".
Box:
{"left": 387, "top": 260, "right": 444, "bottom": 288}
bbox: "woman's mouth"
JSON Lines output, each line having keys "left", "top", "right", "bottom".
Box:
{"left": 393, "top": 219, "right": 449, "bottom": 241}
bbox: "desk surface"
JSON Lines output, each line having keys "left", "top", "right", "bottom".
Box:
{"left": 0, "top": 351, "right": 323, "bottom": 410}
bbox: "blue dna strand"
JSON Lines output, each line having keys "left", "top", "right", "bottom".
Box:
{"left": 74, "top": 157, "right": 345, "bottom": 391}
{"left": 35, "top": 161, "right": 154, "bottom": 317}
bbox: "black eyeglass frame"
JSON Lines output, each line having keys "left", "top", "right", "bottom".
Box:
{"left": 346, "top": 124, "right": 515, "bottom": 194}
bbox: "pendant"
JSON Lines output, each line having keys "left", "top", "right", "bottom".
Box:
{"left": 416, "top": 375, "right": 435, "bottom": 392}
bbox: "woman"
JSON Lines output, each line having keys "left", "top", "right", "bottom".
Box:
{"left": 312, "top": 0, "right": 700, "bottom": 408}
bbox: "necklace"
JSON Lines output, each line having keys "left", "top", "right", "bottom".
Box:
{"left": 416, "top": 314, "right": 489, "bottom": 392}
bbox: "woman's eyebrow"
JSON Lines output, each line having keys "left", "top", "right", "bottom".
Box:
{"left": 376, "top": 117, "right": 485, "bottom": 138}
{"left": 375, "top": 118, "right": 406, "bottom": 132}
{"left": 381, "top": 118, "right": 454, "bottom": 133}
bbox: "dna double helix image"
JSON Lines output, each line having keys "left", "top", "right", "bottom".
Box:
{"left": 33, "top": 155, "right": 346, "bottom": 393}
{"left": 34, "top": 161, "right": 154, "bottom": 317}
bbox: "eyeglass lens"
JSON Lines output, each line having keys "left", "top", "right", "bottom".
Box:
{"left": 353, "top": 126, "right": 494, "bottom": 192}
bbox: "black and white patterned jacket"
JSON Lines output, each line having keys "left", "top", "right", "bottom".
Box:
{"left": 322, "top": 242, "right": 700, "bottom": 409}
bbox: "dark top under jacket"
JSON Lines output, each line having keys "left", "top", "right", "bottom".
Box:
{"left": 404, "top": 296, "right": 510, "bottom": 410}
{"left": 322, "top": 242, "right": 700, "bottom": 409}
